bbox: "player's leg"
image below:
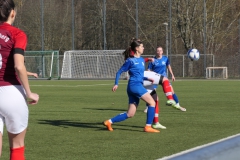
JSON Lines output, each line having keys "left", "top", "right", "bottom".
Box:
{"left": 0, "top": 116, "right": 4, "bottom": 157}
{"left": 151, "top": 91, "right": 159, "bottom": 124}
{"left": 141, "top": 92, "right": 159, "bottom": 133}
{"left": 161, "top": 77, "right": 176, "bottom": 104}
{"left": 143, "top": 71, "right": 175, "bottom": 103}
{"left": 0, "top": 90, "right": 4, "bottom": 158}
{"left": 1, "top": 85, "right": 29, "bottom": 160}
{"left": 143, "top": 85, "right": 155, "bottom": 113}
{"left": 0, "top": 134, "right": 2, "bottom": 158}
{"left": 166, "top": 85, "right": 186, "bottom": 112}
{"left": 144, "top": 75, "right": 176, "bottom": 113}
{"left": 0, "top": 134, "right": 2, "bottom": 157}
{"left": 103, "top": 103, "right": 137, "bottom": 131}
{"left": 150, "top": 92, "right": 166, "bottom": 129}
{"left": 8, "top": 130, "right": 26, "bottom": 160}
{"left": 103, "top": 92, "right": 139, "bottom": 131}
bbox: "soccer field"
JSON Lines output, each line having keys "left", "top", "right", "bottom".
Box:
{"left": 2, "top": 80, "right": 240, "bottom": 160}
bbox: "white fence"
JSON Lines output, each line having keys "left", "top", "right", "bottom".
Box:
{"left": 60, "top": 50, "right": 215, "bottom": 79}
{"left": 24, "top": 50, "right": 240, "bottom": 79}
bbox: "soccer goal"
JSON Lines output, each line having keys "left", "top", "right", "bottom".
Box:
{"left": 206, "top": 67, "right": 228, "bottom": 79}
{"left": 24, "top": 51, "right": 60, "bottom": 79}
{"left": 61, "top": 50, "right": 127, "bottom": 79}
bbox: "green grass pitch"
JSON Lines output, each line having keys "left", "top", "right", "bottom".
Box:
{"left": 2, "top": 80, "right": 240, "bottom": 160}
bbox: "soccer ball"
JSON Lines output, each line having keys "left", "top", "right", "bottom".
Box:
{"left": 187, "top": 48, "right": 200, "bottom": 61}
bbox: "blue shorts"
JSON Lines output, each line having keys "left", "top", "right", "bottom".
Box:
{"left": 127, "top": 83, "right": 148, "bottom": 105}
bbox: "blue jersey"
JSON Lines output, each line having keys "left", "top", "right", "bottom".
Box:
{"left": 115, "top": 57, "right": 146, "bottom": 85}
{"left": 148, "top": 56, "right": 169, "bottom": 77}
{"left": 115, "top": 57, "right": 148, "bottom": 105}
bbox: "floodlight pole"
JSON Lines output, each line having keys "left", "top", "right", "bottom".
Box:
{"left": 41, "top": 0, "right": 45, "bottom": 78}
{"left": 239, "top": 19, "right": 240, "bottom": 78}
{"left": 103, "top": 0, "right": 107, "bottom": 50}
{"left": 239, "top": 19, "right": 240, "bottom": 53}
{"left": 136, "top": 0, "right": 138, "bottom": 39}
{"left": 72, "top": 0, "right": 75, "bottom": 50}
{"left": 203, "top": 0, "right": 207, "bottom": 78}
{"left": 163, "top": 23, "right": 168, "bottom": 57}
{"left": 169, "top": 0, "right": 172, "bottom": 63}
{"left": 41, "top": 0, "right": 44, "bottom": 51}
{"left": 163, "top": 22, "right": 168, "bottom": 77}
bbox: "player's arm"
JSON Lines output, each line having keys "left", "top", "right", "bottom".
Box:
{"left": 14, "top": 32, "right": 39, "bottom": 104}
{"left": 113, "top": 59, "right": 131, "bottom": 92}
{"left": 144, "top": 77, "right": 154, "bottom": 83}
{"left": 167, "top": 65, "right": 175, "bottom": 82}
{"left": 144, "top": 58, "right": 154, "bottom": 62}
{"left": 27, "top": 71, "right": 38, "bottom": 78}
{"left": 14, "top": 53, "right": 38, "bottom": 103}
{"left": 14, "top": 53, "right": 29, "bottom": 95}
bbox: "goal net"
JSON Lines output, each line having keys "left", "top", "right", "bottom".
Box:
{"left": 61, "top": 50, "right": 127, "bottom": 79}
{"left": 24, "top": 51, "right": 60, "bottom": 79}
{"left": 206, "top": 67, "right": 228, "bottom": 79}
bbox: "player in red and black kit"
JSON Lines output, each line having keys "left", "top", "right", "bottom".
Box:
{"left": 0, "top": 0, "right": 39, "bottom": 160}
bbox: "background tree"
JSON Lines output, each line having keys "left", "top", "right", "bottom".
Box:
{"left": 11, "top": 0, "right": 240, "bottom": 78}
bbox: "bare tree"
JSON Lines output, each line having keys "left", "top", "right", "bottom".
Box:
{"left": 206, "top": 0, "right": 240, "bottom": 55}
{"left": 171, "top": 0, "right": 203, "bottom": 76}
{"left": 11, "top": 0, "right": 240, "bottom": 77}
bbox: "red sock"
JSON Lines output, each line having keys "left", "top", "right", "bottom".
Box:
{"left": 162, "top": 80, "right": 174, "bottom": 100}
{"left": 10, "top": 146, "right": 25, "bottom": 160}
{"left": 153, "top": 100, "right": 159, "bottom": 123}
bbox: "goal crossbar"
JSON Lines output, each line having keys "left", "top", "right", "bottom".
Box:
{"left": 61, "top": 50, "right": 125, "bottom": 79}
{"left": 206, "top": 67, "right": 228, "bottom": 79}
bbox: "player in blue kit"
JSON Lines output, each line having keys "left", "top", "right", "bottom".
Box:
{"left": 103, "top": 39, "right": 160, "bottom": 133}
{"left": 144, "top": 46, "right": 186, "bottom": 113}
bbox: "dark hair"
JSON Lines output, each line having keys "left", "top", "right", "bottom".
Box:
{"left": 122, "top": 38, "right": 142, "bottom": 60}
{"left": 156, "top": 46, "right": 163, "bottom": 49}
{"left": 0, "top": 0, "right": 15, "bottom": 23}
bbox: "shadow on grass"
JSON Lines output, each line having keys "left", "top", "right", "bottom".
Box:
{"left": 83, "top": 107, "right": 126, "bottom": 112}
{"left": 38, "top": 120, "right": 143, "bottom": 132}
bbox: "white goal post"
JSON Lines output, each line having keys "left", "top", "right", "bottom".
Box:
{"left": 206, "top": 67, "right": 228, "bottom": 79}
{"left": 61, "top": 50, "right": 128, "bottom": 79}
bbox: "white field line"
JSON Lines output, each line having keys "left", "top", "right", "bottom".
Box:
{"left": 157, "top": 133, "right": 240, "bottom": 160}
{"left": 30, "top": 83, "right": 127, "bottom": 87}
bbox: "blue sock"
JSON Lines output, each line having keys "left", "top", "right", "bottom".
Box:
{"left": 111, "top": 112, "right": 128, "bottom": 123}
{"left": 173, "top": 93, "right": 179, "bottom": 103}
{"left": 146, "top": 106, "right": 155, "bottom": 125}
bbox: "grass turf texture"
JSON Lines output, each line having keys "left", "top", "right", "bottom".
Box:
{"left": 1, "top": 80, "right": 240, "bottom": 160}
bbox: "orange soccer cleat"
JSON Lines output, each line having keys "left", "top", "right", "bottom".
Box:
{"left": 103, "top": 120, "right": 113, "bottom": 131}
{"left": 144, "top": 126, "right": 160, "bottom": 133}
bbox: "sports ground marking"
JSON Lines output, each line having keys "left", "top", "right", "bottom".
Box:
{"left": 30, "top": 79, "right": 240, "bottom": 88}
{"left": 157, "top": 133, "right": 240, "bottom": 160}
{"left": 30, "top": 82, "right": 128, "bottom": 87}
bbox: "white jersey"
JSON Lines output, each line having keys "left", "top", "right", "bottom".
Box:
{"left": 143, "top": 71, "right": 162, "bottom": 86}
{"left": 143, "top": 71, "right": 164, "bottom": 94}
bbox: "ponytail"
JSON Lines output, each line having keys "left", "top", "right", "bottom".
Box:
{"left": 122, "top": 47, "right": 133, "bottom": 60}
{"left": 122, "top": 38, "right": 142, "bottom": 60}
